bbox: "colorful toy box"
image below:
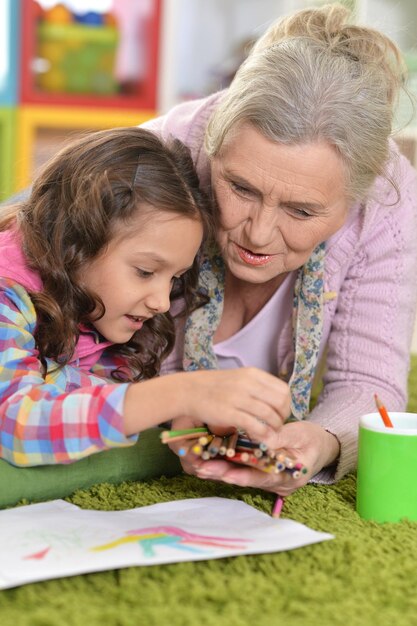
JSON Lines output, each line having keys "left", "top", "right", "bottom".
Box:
{"left": 20, "top": 0, "right": 161, "bottom": 109}
{"left": 36, "top": 22, "right": 119, "bottom": 96}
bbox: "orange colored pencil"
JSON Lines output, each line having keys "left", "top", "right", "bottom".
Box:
{"left": 374, "top": 394, "right": 394, "bottom": 428}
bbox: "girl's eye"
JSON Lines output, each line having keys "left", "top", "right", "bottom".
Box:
{"left": 136, "top": 268, "right": 154, "bottom": 279}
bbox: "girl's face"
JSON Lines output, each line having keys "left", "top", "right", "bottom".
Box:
{"left": 211, "top": 123, "right": 349, "bottom": 285}
{"left": 80, "top": 206, "right": 203, "bottom": 344}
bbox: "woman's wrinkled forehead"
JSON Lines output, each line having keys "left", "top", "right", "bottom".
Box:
{"left": 213, "top": 120, "right": 350, "bottom": 199}
{"left": 216, "top": 120, "right": 254, "bottom": 156}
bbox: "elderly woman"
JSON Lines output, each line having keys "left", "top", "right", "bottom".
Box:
{"left": 144, "top": 3, "right": 417, "bottom": 494}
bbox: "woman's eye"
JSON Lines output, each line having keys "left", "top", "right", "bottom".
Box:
{"left": 230, "top": 181, "right": 252, "bottom": 196}
{"left": 284, "top": 205, "right": 312, "bottom": 219}
{"left": 136, "top": 268, "right": 153, "bottom": 278}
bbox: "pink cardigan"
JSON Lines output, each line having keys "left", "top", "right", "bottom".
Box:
{"left": 143, "top": 93, "right": 417, "bottom": 482}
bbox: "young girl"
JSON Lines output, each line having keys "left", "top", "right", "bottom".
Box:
{"left": 0, "top": 127, "right": 290, "bottom": 467}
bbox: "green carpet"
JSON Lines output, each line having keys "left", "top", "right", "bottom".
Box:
{"left": 2, "top": 360, "right": 417, "bottom": 626}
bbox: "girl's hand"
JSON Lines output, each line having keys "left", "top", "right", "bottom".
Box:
{"left": 181, "top": 368, "right": 291, "bottom": 448}
{"left": 166, "top": 416, "right": 207, "bottom": 475}
{"left": 191, "top": 421, "right": 340, "bottom": 495}
{"left": 125, "top": 368, "right": 290, "bottom": 445}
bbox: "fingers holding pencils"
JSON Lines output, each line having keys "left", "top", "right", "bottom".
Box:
{"left": 160, "top": 426, "right": 309, "bottom": 503}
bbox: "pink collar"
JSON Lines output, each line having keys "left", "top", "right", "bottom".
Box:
{"left": 71, "top": 324, "right": 113, "bottom": 365}
{"left": 0, "top": 227, "right": 115, "bottom": 366}
{"left": 0, "top": 227, "right": 42, "bottom": 291}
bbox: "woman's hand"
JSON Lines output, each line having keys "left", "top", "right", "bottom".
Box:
{"left": 185, "top": 421, "right": 340, "bottom": 496}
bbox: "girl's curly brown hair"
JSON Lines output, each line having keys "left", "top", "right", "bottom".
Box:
{"left": 0, "top": 127, "right": 213, "bottom": 381}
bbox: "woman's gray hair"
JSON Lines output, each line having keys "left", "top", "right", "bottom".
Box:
{"left": 205, "top": 3, "right": 407, "bottom": 202}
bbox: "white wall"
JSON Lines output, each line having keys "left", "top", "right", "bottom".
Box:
{"left": 363, "top": 0, "right": 417, "bottom": 50}
{"left": 158, "top": 0, "right": 307, "bottom": 111}
{"left": 159, "top": 0, "right": 417, "bottom": 111}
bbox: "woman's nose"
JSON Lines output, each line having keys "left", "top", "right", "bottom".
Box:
{"left": 246, "top": 207, "right": 278, "bottom": 246}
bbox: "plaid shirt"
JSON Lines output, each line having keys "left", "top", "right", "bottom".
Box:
{"left": 0, "top": 278, "right": 137, "bottom": 467}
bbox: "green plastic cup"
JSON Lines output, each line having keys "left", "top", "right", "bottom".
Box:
{"left": 356, "top": 412, "right": 417, "bottom": 522}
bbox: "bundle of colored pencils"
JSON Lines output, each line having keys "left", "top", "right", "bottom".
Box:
{"left": 160, "top": 428, "right": 308, "bottom": 478}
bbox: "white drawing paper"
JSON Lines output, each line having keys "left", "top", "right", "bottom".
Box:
{"left": 0, "top": 497, "right": 333, "bottom": 589}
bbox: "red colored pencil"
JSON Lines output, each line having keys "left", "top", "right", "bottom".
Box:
{"left": 374, "top": 394, "right": 394, "bottom": 428}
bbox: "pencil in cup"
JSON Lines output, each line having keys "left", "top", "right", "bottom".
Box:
{"left": 374, "top": 394, "right": 394, "bottom": 428}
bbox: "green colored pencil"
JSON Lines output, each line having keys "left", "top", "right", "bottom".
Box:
{"left": 160, "top": 427, "right": 209, "bottom": 440}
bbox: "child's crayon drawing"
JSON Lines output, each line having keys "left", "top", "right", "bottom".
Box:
{"left": 92, "top": 526, "right": 250, "bottom": 557}
{"left": 0, "top": 497, "right": 333, "bottom": 590}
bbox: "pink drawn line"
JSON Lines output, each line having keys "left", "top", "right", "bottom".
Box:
{"left": 180, "top": 538, "right": 247, "bottom": 549}
{"left": 126, "top": 526, "right": 250, "bottom": 545}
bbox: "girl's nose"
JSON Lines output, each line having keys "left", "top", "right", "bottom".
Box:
{"left": 144, "top": 286, "right": 171, "bottom": 315}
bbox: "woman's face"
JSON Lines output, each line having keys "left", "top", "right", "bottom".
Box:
{"left": 211, "top": 123, "right": 349, "bottom": 284}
